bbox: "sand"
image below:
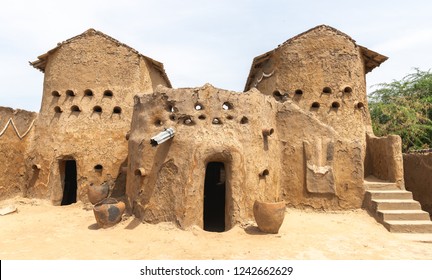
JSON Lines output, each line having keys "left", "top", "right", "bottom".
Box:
{"left": 1, "top": 196, "right": 432, "bottom": 260}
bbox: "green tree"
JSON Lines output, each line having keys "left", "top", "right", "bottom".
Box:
{"left": 368, "top": 68, "right": 432, "bottom": 152}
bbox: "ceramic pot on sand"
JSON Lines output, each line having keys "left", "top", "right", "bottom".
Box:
{"left": 93, "top": 198, "right": 125, "bottom": 228}
{"left": 253, "top": 200, "right": 286, "bottom": 234}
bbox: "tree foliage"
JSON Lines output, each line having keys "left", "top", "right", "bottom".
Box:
{"left": 368, "top": 68, "right": 432, "bottom": 152}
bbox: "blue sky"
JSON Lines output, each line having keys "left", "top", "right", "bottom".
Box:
{"left": 1, "top": 0, "right": 431, "bottom": 111}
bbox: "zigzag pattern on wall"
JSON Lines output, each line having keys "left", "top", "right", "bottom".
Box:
{"left": 0, "top": 118, "right": 35, "bottom": 140}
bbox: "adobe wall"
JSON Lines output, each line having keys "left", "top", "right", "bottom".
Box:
{"left": 365, "top": 134, "right": 404, "bottom": 188}
{"left": 0, "top": 107, "right": 37, "bottom": 199}
{"left": 126, "top": 83, "right": 368, "bottom": 230}
{"left": 403, "top": 153, "right": 432, "bottom": 215}
{"left": 276, "top": 104, "right": 364, "bottom": 209}
{"left": 26, "top": 31, "right": 170, "bottom": 204}
{"left": 127, "top": 84, "right": 281, "bottom": 229}
{"left": 245, "top": 26, "right": 372, "bottom": 208}
{"left": 247, "top": 26, "right": 371, "bottom": 141}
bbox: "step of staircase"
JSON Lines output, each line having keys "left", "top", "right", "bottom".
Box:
{"left": 371, "top": 199, "right": 422, "bottom": 211}
{"left": 383, "top": 220, "right": 432, "bottom": 233}
{"left": 363, "top": 182, "right": 432, "bottom": 233}
{"left": 376, "top": 210, "right": 431, "bottom": 221}
{"left": 363, "top": 176, "right": 400, "bottom": 190}
{"left": 365, "top": 190, "right": 413, "bottom": 200}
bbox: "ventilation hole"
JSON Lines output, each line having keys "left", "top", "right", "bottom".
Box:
{"left": 66, "top": 90, "right": 75, "bottom": 97}
{"left": 344, "top": 87, "right": 353, "bottom": 94}
{"left": 295, "top": 89, "right": 303, "bottom": 95}
{"left": 323, "top": 87, "right": 332, "bottom": 94}
{"left": 222, "top": 102, "right": 233, "bottom": 110}
{"left": 71, "top": 105, "right": 81, "bottom": 112}
{"left": 54, "top": 106, "right": 63, "bottom": 113}
{"left": 331, "top": 102, "right": 340, "bottom": 109}
{"left": 260, "top": 169, "right": 269, "bottom": 177}
{"left": 154, "top": 119, "right": 163, "bottom": 126}
{"left": 52, "top": 91, "right": 61, "bottom": 97}
{"left": 198, "top": 115, "right": 206, "bottom": 120}
{"left": 84, "top": 89, "right": 94, "bottom": 96}
{"left": 272, "top": 90, "right": 288, "bottom": 102}
{"left": 103, "top": 90, "right": 113, "bottom": 97}
{"left": 134, "top": 168, "right": 146, "bottom": 177}
{"left": 195, "top": 103, "right": 204, "bottom": 110}
{"left": 273, "top": 90, "right": 282, "bottom": 97}
{"left": 167, "top": 104, "right": 177, "bottom": 113}
{"left": 169, "top": 114, "right": 176, "bottom": 121}
{"left": 356, "top": 102, "right": 365, "bottom": 109}
{"left": 184, "top": 117, "right": 194, "bottom": 125}
{"left": 311, "top": 102, "right": 320, "bottom": 108}
{"left": 212, "top": 118, "right": 222, "bottom": 125}
{"left": 262, "top": 128, "right": 274, "bottom": 136}
{"left": 94, "top": 164, "right": 103, "bottom": 171}
{"left": 113, "top": 106, "right": 122, "bottom": 114}
{"left": 32, "top": 164, "right": 41, "bottom": 170}
{"left": 93, "top": 106, "right": 102, "bottom": 113}
{"left": 226, "top": 115, "right": 234, "bottom": 120}
{"left": 240, "top": 116, "right": 249, "bottom": 124}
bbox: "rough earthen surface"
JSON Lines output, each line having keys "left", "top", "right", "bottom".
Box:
{"left": 25, "top": 29, "right": 170, "bottom": 204}
{"left": 0, "top": 107, "right": 37, "bottom": 199}
{"left": 0, "top": 25, "right": 407, "bottom": 233}
{"left": 403, "top": 153, "right": 432, "bottom": 216}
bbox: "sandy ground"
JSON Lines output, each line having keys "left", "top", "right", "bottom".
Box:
{"left": 1, "top": 197, "right": 432, "bottom": 260}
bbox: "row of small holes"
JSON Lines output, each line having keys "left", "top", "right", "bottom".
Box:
{"left": 273, "top": 86, "right": 352, "bottom": 97}
{"left": 54, "top": 106, "right": 122, "bottom": 114}
{"left": 170, "top": 102, "right": 234, "bottom": 113}
{"left": 156, "top": 115, "right": 249, "bottom": 126}
{"left": 310, "top": 102, "right": 364, "bottom": 109}
{"left": 52, "top": 90, "right": 114, "bottom": 97}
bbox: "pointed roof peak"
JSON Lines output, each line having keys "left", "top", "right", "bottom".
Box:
{"left": 29, "top": 28, "right": 171, "bottom": 87}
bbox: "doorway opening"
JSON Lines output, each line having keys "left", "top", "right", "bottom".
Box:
{"left": 204, "top": 162, "right": 226, "bottom": 232}
{"left": 60, "top": 160, "right": 77, "bottom": 205}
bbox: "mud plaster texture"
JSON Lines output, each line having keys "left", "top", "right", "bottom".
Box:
{"left": 403, "top": 153, "right": 432, "bottom": 216}
{"left": 24, "top": 29, "right": 170, "bottom": 205}
{"left": 0, "top": 25, "right": 406, "bottom": 232}
{"left": 0, "top": 108, "right": 37, "bottom": 198}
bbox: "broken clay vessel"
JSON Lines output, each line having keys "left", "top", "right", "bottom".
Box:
{"left": 93, "top": 198, "right": 125, "bottom": 228}
{"left": 88, "top": 183, "right": 109, "bottom": 205}
{"left": 253, "top": 200, "right": 286, "bottom": 234}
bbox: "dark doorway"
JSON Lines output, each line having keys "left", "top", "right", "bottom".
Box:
{"left": 61, "top": 160, "right": 77, "bottom": 205}
{"left": 204, "top": 162, "right": 226, "bottom": 232}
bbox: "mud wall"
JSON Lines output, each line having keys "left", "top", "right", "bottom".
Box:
{"left": 276, "top": 103, "right": 364, "bottom": 210}
{"left": 0, "top": 107, "right": 37, "bottom": 199}
{"left": 245, "top": 26, "right": 374, "bottom": 207}
{"left": 365, "top": 134, "right": 404, "bottom": 188}
{"left": 27, "top": 30, "right": 169, "bottom": 204}
{"left": 403, "top": 153, "right": 432, "bottom": 215}
{"left": 127, "top": 84, "right": 281, "bottom": 229}
{"left": 247, "top": 26, "right": 371, "bottom": 142}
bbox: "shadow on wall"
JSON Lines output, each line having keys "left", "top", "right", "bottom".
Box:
{"left": 112, "top": 157, "right": 128, "bottom": 198}
{"left": 403, "top": 153, "right": 432, "bottom": 218}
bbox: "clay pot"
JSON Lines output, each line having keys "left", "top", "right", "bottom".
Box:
{"left": 253, "top": 200, "right": 286, "bottom": 234}
{"left": 93, "top": 198, "right": 125, "bottom": 228}
{"left": 88, "top": 183, "right": 109, "bottom": 205}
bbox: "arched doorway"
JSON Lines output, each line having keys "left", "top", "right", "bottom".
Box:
{"left": 203, "top": 162, "right": 226, "bottom": 232}
{"left": 60, "top": 159, "right": 77, "bottom": 205}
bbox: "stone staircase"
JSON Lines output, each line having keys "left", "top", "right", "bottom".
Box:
{"left": 363, "top": 176, "right": 432, "bottom": 233}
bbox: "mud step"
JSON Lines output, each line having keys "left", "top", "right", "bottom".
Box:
{"left": 364, "top": 181, "right": 399, "bottom": 190}
{"left": 366, "top": 190, "right": 413, "bottom": 200}
{"left": 371, "top": 199, "right": 422, "bottom": 211}
{"left": 383, "top": 220, "right": 432, "bottom": 233}
{"left": 377, "top": 210, "right": 431, "bottom": 221}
